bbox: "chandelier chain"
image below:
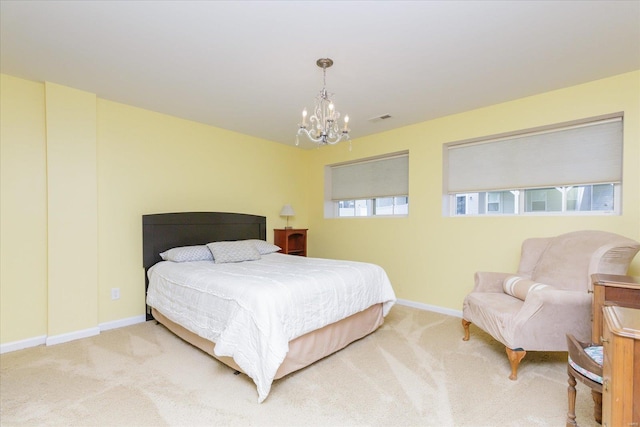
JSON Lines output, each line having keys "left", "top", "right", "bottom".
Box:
{"left": 322, "top": 65, "right": 327, "bottom": 88}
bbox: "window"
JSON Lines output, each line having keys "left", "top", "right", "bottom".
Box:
{"left": 486, "top": 192, "right": 501, "bottom": 212}
{"left": 455, "top": 184, "right": 617, "bottom": 215}
{"left": 326, "top": 152, "right": 409, "bottom": 218}
{"left": 443, "top": 114, "right": 623, "bottom": 216}
{"left": 456, "top": 195, "right": 466, "bottom": 215}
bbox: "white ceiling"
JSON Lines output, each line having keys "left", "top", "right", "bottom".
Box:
{"left": 1, "top": 1, "right": 639, "bottom": 148}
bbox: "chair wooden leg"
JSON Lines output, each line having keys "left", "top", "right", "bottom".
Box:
{"left": 462, "top": 319, "right": 471, "bottom": 341}
{"left": 505, "top": 347, "right": 526, "bottom": 380}
{"left": 591, "top": 390, "right": 602, "bottom": 424}
{"left": 566, "top": 372, "right": 578, "bottom": 427}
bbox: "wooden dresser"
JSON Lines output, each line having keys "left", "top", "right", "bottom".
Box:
{"left": 591, "top": 274, "right": 640, "bottom": 344}
{"left": 601, "top": 305, "right": 640, "bottom": 427}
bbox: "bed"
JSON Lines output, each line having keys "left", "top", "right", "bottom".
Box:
{"left": 143, "top": 212, "right": 396, "bottom": 402}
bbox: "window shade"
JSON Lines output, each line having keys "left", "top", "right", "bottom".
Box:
{"left": 331, "top": 153, "right": 408, "bottom": 201}
{"left": 446, "top": 117, "right": 623, "bottom": 194}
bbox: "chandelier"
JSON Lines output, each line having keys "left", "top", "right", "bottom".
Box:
{"left": 296, "top": 58, "right": 350, "bottom": 147}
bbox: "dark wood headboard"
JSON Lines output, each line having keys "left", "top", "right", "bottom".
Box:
{"left": 142, "top": 212, "right": 267, "bottom": 318}
{"left": 142, "top": 212, "right": 267, "bottom": 271}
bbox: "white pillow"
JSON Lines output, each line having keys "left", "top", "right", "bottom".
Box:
{"left": 247, "top": 239, "right": 281, "bottom": 255}
{"left": 503, "top": 275, "right": 553, "bottom": 300}
{"left": 207, "top": 241, "right": 261, "bottom": 264}
{"left": 159, "top": 245, "right": 213, "bottom": 262}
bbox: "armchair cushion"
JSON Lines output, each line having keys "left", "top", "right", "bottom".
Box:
{"left": 464, "top": 289, "right": 592, "bottom": 350}
{"left": 503, "top": 275, "right": 554, "bottom": 300}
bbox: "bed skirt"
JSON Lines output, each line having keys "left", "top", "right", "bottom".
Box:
{"left": 151, "top": 303, "right": 384, "bottom": 380}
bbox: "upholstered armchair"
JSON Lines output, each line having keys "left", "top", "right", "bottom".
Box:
{"left": 462, "top": 230, "right": 639, "bottom": 380}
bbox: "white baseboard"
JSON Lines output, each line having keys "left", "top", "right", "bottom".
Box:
{"left": 46, "top": 326, "right": 101, "bottom": 346}
{"left": 0, "top": 335, "right": 47, "bottom": 354}
{"left": 99, "top": 315, "right": 146, "bottom": 332}
{"left": 1, "top": 314, "right": 148, "bottom": 354}
{"left": 395, "top": 298, "right": 463, "bottom": 318}
{"left": 2, "top": 302, "right": 448, "bottom": 354}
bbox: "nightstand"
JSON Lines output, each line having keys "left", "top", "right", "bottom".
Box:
{"left": 591, "top": 274, "right": 640, "bottom": 344}
{"left": 274, "top": 228, "right": 308, "bottom": 256}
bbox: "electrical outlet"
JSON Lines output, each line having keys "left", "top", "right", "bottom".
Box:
{"left": 111, "top": 288, "right": 120, "bottom": 300}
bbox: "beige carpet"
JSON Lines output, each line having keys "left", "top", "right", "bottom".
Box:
{"left": 1, "top": 305, "right": 599, "bottom": 426}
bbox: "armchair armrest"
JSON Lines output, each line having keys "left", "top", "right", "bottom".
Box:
{"left": 473, "top": 271, "right": 514, "bottom": 293}
{"left": 517, "top": 289, "right": 591, "bottom": 321}
{"left": 512, "top": 289, "right": 592, "bottom": 348}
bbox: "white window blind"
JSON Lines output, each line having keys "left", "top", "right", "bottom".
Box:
{"left": 445, "top": 116, "right": 623, "bottom": 194}
{"left": 330, "top": 152, "right": 409, "bottom": 201}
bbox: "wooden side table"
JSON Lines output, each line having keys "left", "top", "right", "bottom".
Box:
{"left": 601, "top": 305, "right": 640, "bottom": 427}
{"left": 274, "top": 228, "right": 308, "bottom": 257}
{"left": 591, "top": 274, "right": 640, "bottom": 344}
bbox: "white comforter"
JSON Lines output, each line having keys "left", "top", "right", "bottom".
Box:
{"left": 146, "top": 253, "right": 396, "bottom": 402}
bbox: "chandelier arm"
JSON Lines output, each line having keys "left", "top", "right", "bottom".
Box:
{"left": 297, "top": 127, "right": 350, "bottom": 145}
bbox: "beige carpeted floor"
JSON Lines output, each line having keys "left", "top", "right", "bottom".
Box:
{"left": 1, "top": 305, "right": 599, "bottom": 427}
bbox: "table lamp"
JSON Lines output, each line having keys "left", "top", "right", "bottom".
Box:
{"left": 280, "top": 204, "right": 295, "bottom": 229}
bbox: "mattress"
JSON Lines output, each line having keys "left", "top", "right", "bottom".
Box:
{"left": 146, "top": 252, "right": 396, "bottom": 402}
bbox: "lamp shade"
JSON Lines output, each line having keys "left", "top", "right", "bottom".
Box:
{"left": 280, "top": 204, "right": 295, "bottom": 216}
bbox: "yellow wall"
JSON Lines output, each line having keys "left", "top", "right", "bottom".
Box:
{"left": 1, "top": 70, "right": 639, "bottom": 346}
{"left": 45, "top": 82, "right": 99, "bottom": 337}
{"left": 307, "top": 71, "right": 640, "bottom": 310}
{"left": 0, "top": 75, "right": 48, "bottom": 343}
{"left": 1, "top": 75, "right": 308, "bottom": 345}
{"left": 96, "top": 99, "right": 309, "bottom": 322}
